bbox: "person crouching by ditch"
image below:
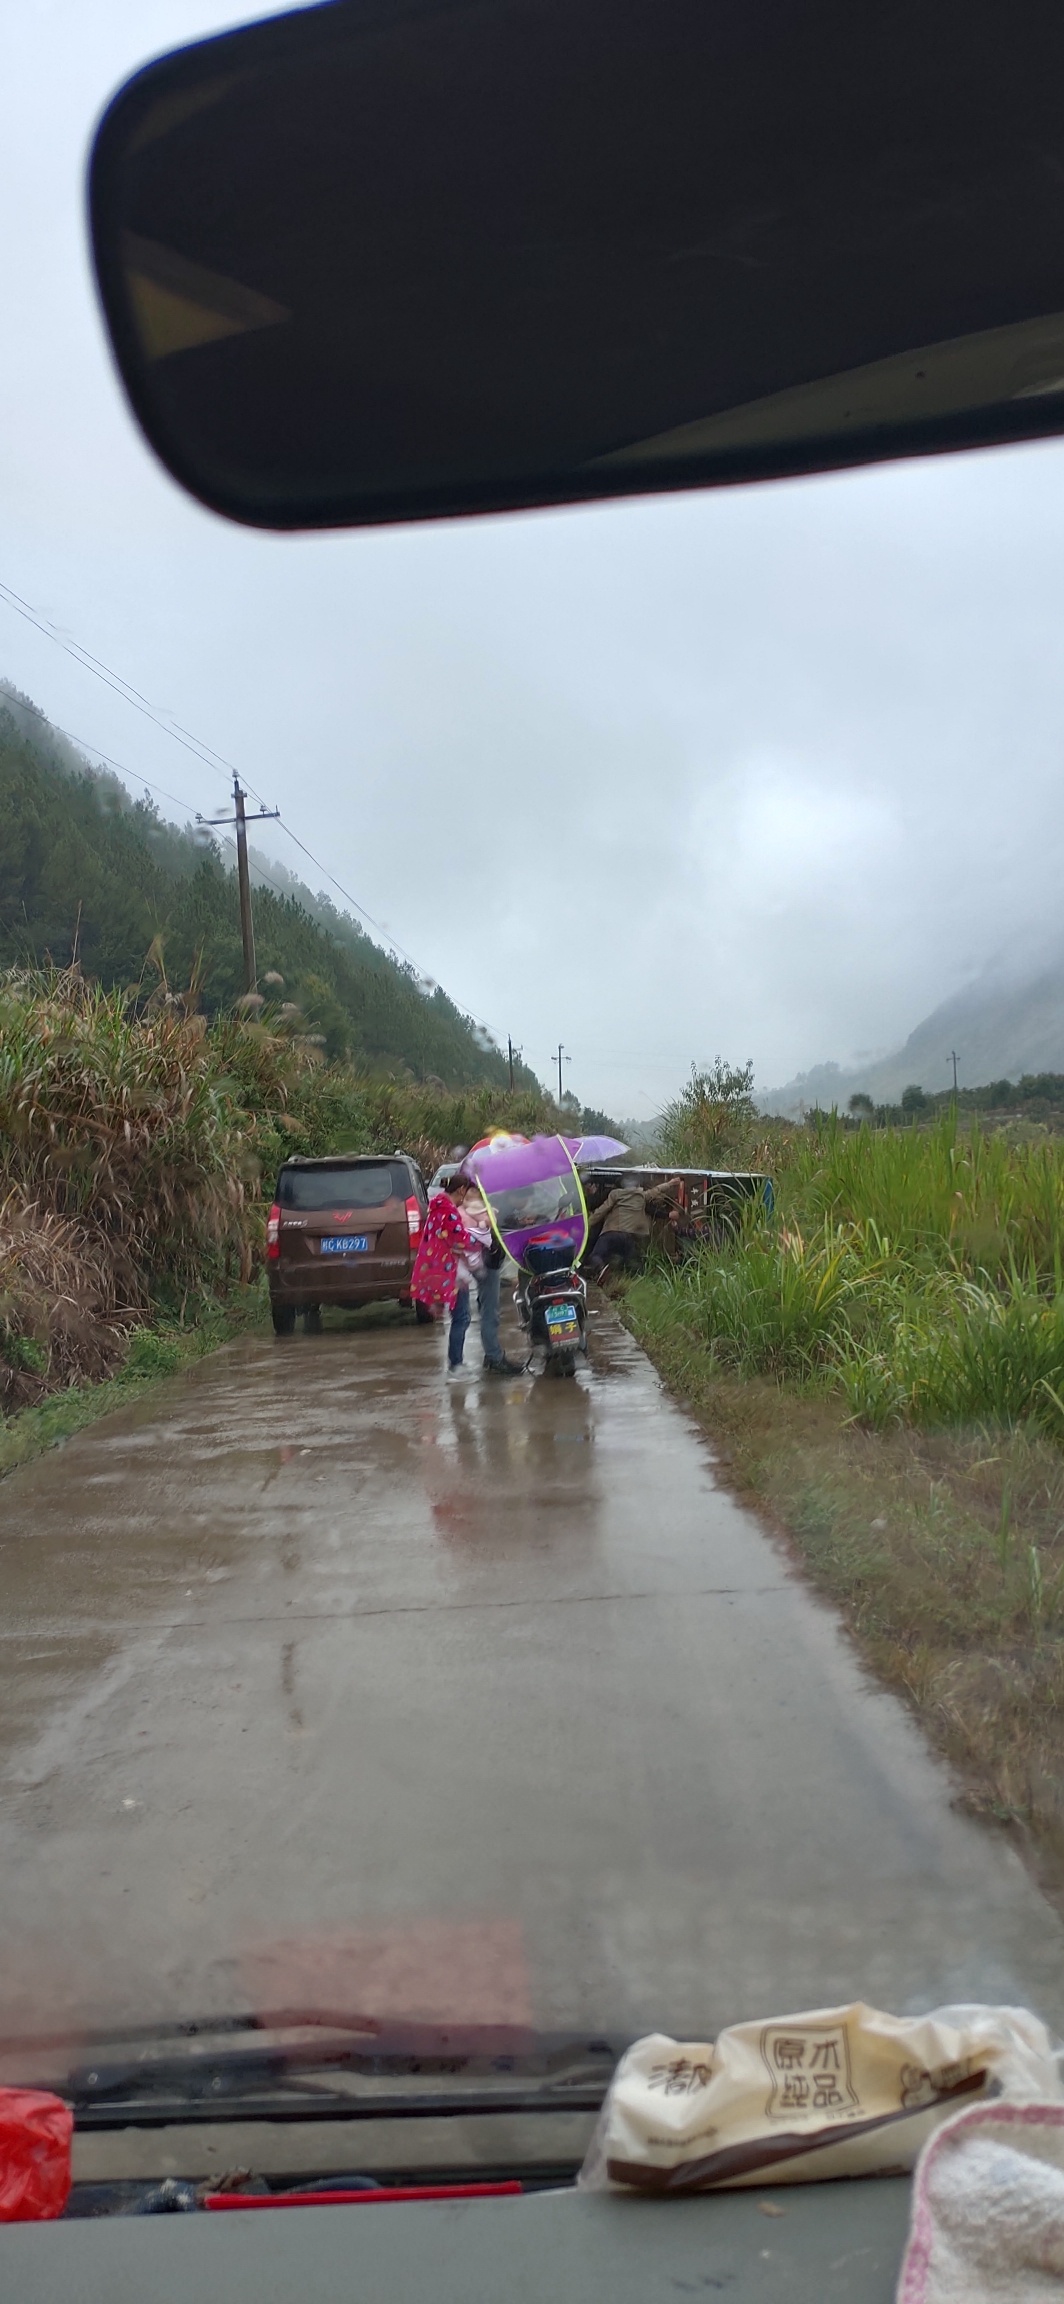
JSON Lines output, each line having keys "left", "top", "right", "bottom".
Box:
{"left": 587, "top": 1174, "right": 651, "bottom": 1281}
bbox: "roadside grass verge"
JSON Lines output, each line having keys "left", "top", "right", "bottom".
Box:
{"left": 623, "top": 1110, "right": 1064, "bottom": 1886}
{"left": 646, "top": 1112, "right": 1064, "bottom": 1435}
{"left": 624, "top": 1261, "right": 1064, "bottom": 1887}
{"left": 0, "top": 1280, "right": 268, "bottom": 1482}
{"left": 0, "top": 965, "right": 569, "bottom": 1415}
{"left": 647, "top": 1220, "right": 1064, "bottom": 1439}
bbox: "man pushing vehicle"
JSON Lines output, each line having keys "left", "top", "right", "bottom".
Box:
{"left": 586, "top": 1174, "right": 651, "bottom": 1279}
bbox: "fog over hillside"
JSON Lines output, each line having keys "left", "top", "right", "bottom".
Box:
{"left": 761, "top": 937, "right": 1064, "bottom": 1114}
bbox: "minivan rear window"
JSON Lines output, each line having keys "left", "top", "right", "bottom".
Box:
{"left": 277, "top": 1162, "right": 404, "bottom": 1210}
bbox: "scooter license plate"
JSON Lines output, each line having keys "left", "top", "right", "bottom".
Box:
{"left": 545, "top": 1304, "right": 579, "bottom": 1340}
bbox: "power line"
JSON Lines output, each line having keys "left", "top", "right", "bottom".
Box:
{"left": 0, "top": 579, "right": 514, "bottom": 1053}
{"left": 0, "top": 577, "right": 272, "bottom": 809}
{"left": 0, "top": 575, "right": 458, "bottom": 981}
{"left": 273, "top": 819, "right": 424, "bottom": 976}
{"left": 0, "top": 686, "right": 339, "bottom": 920}
{"left": 0, "top": 684, "right": 200, "bottom": 819}
{"left": 0, "top": 573, "right": 447, "bottom": 972}
{"left": 0, "top": 684, "right": 342, "bottom": 927}
{"left": 241, "top": 814, "right": 507, "bottom": 1041}
{"left": 17, "top": 671, "right": 499, "bottom": 1023}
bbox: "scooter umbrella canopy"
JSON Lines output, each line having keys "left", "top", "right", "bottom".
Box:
{"left": 463, "top": 1135, "right": 590, "bottom": 1270}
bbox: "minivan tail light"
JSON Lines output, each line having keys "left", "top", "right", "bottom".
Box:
{"left": 405, "top": 1195, "right": 422, "bottom": 1243}
{"left": 267, "top": 1203, "right": 281, "bottom": 1260}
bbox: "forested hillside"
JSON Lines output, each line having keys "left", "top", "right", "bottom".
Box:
{"left": 0, "top": 686, "right": 530, "bottom": 1088}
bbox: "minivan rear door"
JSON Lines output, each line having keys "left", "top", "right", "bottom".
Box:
{"left": 277, "top": 1160, "right": 411, "bottom": 1291}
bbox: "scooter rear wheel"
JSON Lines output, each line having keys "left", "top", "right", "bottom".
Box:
{"left": 548, "top": 1352, "right": 579, "bottom": 1378}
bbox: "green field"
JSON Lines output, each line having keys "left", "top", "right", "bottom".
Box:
{"left": 641, "top": 1113, "right": 1064, "bottom": 1437}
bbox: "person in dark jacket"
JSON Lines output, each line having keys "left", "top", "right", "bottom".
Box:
{"left": 586, "top": 1176, "right": 650, "bottom": 1277}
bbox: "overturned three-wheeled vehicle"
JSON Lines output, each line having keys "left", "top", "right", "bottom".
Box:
{"left": 581, "top": 1164, "right": 774, "bottom": 1267}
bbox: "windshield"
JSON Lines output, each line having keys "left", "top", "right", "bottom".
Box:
{"left": 5, "top": 0, "right": 1064, "bottom": 2202}
{"left": 278, "top": 1162, "right": 404, "bottom": 1209}
{"left": 487, "top": 1169, "right": 584, "bottom": 1240}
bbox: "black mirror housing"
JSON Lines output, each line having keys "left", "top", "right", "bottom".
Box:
{"left": 90, "top": 0, "right": 1064, "bottom": 531}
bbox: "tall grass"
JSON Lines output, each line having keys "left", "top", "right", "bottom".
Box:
{"left": 632, "top": 1113, "right": 1064, "bottom": 1439}
{"left": 0, "top": 971, "right": 252, "bottom": 1308}
{"left": 798, "top": 1110, "right": 1064, "bottom": 1281}
{"left": 0, "top": 968, "right": 561, "bottom": 1405}
{"left": 0, "top": 1193, "right": 122, "bottom": 1409}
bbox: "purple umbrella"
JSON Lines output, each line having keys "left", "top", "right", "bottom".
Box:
{"left": 563, "top": 1135, "right": 629, "bottom": 1165}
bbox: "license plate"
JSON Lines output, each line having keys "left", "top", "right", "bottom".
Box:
{"left": 545, "top": 1304, "right": 579, "bottom": 1336}
{"left": 321, "top": 1235, "right": 370, "bottom": 1254}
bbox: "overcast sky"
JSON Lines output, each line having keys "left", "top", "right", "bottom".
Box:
{"left": 6, "top": 3, "right": 1064, "bottom": 1116}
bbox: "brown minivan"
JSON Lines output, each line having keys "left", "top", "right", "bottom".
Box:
{"left": 266, "top": 1153, "right": 432, "bottom": 1334}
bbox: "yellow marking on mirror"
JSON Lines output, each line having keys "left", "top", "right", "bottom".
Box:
{"left": 122, "top": 233, "right": 289, "bottom": 361}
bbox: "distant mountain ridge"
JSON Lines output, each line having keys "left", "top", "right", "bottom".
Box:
{"left": 761, "top": 950, "right": 1064, "bottom": 1115}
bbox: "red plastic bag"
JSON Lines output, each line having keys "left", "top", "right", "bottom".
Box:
{"left": 0, "top": 2089, "right": 72, "bottom": 2220}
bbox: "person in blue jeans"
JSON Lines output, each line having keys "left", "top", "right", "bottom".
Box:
{"left": 447, "top": 1278, "right": 472, "bottom": 1368}
{"left": 476, "top": 1236, "right": 524, "bottom": 1372}
{"left": 450, "top": 1183, "right": 522, "bottom": 1373}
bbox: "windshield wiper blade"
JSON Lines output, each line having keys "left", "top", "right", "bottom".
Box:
{"left": 41, "top": 2020, "right": 622, "bottom": 2129}
{"left": 71, "top": 2079, "right": 613, "bottom": 2128}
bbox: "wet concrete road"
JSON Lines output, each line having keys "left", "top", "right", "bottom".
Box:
{"left": 1, "top": 1301, "right": 1063, "bottom": 2066}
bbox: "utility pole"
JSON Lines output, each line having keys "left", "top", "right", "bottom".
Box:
{"left": 556, "top": 1042, "right": 566, "bottom": 1101}
{"left": 201, "top": 775, "right": 280, "bottom": 995}
{"left": 507, "top": 1035, "right": 517, "bottom": 1091}
{"left": 949, "top": 1049, "right": 959, "bottom": 1097}
{"left": 234, "top": 781, "right": 258, "bottom": 994}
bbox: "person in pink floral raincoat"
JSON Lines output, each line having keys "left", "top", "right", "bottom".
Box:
{"left": 410, "top": 1187, "right": 480, "bottom": 1368}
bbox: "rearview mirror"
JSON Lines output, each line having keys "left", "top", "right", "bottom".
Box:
{"left": 90, "top": 0, "right": 1064, "bottom": 531}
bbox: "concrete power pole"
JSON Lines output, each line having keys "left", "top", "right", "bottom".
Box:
{"left": 234, "top": 781, "right": 257, "bottom": 995}
{"left": 556, "top": 1042, "right": 566, "bottom": 1101}
{"left": 949, "top": 1049, "right": 959, "bottom": 1098}
{"left": 204, "top": 776, "right": 280, "bottom": 995}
